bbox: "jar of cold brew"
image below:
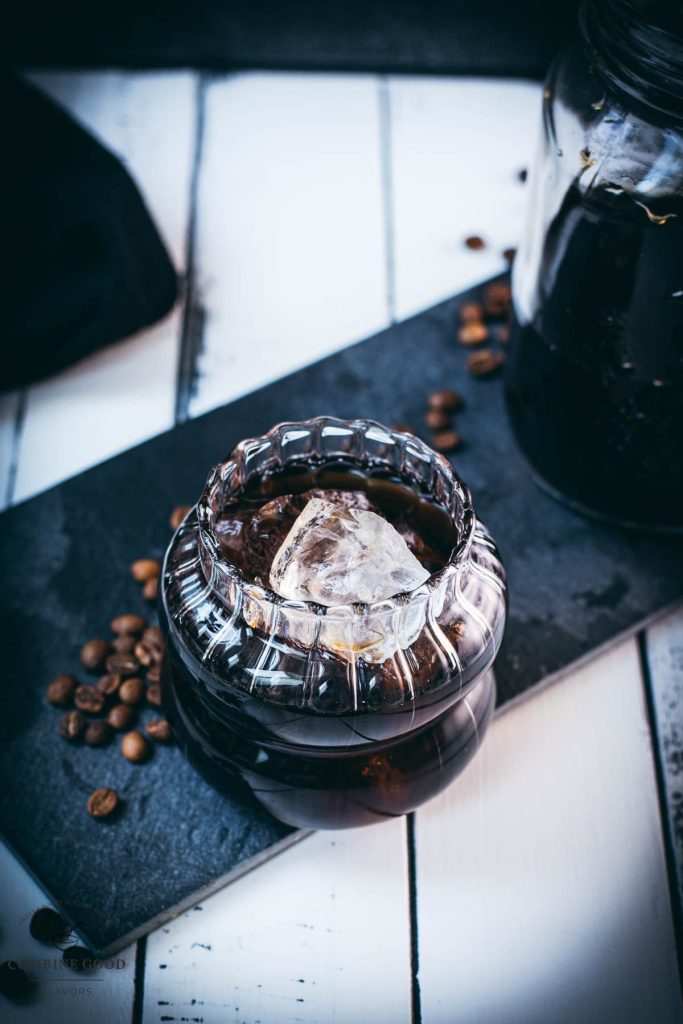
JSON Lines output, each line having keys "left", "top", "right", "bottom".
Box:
{"left": 159, "top": 418, "right": 507, "bottom": 829}
{"left": 506, "top": 0, "right": 683, "bottom": 529}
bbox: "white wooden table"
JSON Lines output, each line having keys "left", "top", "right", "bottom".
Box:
{"left": 1, "top": 70, "right": 681, "bottom": 1024}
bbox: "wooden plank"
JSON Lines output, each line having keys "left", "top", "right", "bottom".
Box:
{"left": 11, "top": 72, "right": 197, "bottom": 504}
{"left": 0, "top": 841, "right": 136, "bottom": 1024}
{"left": 143, "top": 822, "right": 412, "bottom": 1023}
{"left": 188, "top": 72, "right": 390, "bottom": 419}
{"left": 413, "top": 639, "right": 682, "bottom": 1024}
{"left": 645, "top": 605, "right": 683, "bottom": 913}
{"left": 388, "top": 77, "right": 540, "bottom": 320}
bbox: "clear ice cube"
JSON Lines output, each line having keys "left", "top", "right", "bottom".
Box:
{"left": 269, "top": 497, "right": 430, "bottom": 606}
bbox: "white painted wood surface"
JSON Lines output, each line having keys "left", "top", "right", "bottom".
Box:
{"left": 1, "top": 70, "right": 680, "bottom": 1024}
{"left": 415, "top": 640, "right": 682, "bottom": 1024}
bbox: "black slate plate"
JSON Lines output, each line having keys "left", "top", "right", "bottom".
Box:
{"left": 1, "top": 276, "right": 682, "bottom": 955}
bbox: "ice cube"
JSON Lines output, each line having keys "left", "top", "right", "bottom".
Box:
{"left": 269, "top": 497, "right": 430, "bottom": 606}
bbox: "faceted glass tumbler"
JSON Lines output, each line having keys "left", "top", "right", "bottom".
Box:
{"left": 159, "top": 417, "right": 508, "bottom": 828}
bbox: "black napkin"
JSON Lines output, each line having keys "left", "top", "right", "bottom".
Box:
{"left": 0, "top": 73, "right": 178, "bottom": 391}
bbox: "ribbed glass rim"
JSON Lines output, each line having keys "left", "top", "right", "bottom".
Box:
{"left": 195, "top": 416, "right": 476, "bottom": 617}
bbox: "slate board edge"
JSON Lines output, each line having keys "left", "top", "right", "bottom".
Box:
{"left": 2, "top": 828, "right": 311, "bottom": 957}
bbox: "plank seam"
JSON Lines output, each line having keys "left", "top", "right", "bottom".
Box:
{"left": 4, "top": 388, "right": 27, "bottom": 508}
{"left": 174, "top": 72, "right": 208, "bottom": 425}
{"left": 637, "top": 630, "right": 683, "bottom": 987}
{"left": 378, "top": 76, "right": 397, "bottom": 324}
{"left": 131, "top": 933, "right": 148, "bottom": 1024}
{"left": 407, "top": 813, "right": 423, "bottom": 1024}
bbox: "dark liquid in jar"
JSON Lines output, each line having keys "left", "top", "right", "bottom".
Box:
{"left": 506, "top": 184, "right": 683, "bottom": 529}
{"left": 161, "top": 463, "right": 495, "bottom": 829}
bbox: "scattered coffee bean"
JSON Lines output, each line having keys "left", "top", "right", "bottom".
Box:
{"left": 0, "top": 960, "right": 32, "bottom": 999}
{"left": 142, "top": 576, "right": 158, "bottom": 602}
{"left": 80, "top": 638, "right": 111, "bottom": 673}
{"left": 424, "top": 408, "right": 450, "bottom": 431}
{"left": 458, "top": 301, "right": 484, "bottom": 323}
{"left": 84, "top": 720, "right": 112, "bottom": 747}
{"left": 466, "top": 350, "right": 506, "bottom": 377}
{"left": 503, "top": 247, "right": 517, "bottom": 265}
{"left": 62, "top": 946, "right": 96, "bottom": 971}
{"left": 146, "top": 718, "right": 172, "bottom": 743}
{"left": 134, "top": 641, "right": 154, "bottom": 668}
{"left": 111, "top": 634, "right": 137, "bottom": 654}
{"left": 96, "top": 673, "right": 121, "bottom": 697}
{"left": 431, "top": 429, "right": 462, "bottom": 453}
{"left": 30, "top": 907, "right": 67, "bottom": 943}
{"left": 464, "top": 235, "right": 486, "bottom": 250}
{"left": 121, "top": 730, "right": 149, "bottom": 763}
{"left": 391, "top": 422, "right": 415, "bottom": 434}
{"left": 146, "top": 683, "right": 162, "bottom": 708}
{"left": 142, "top": 625, "right": 164, "bottom": 651}
{"left": 106, "top": 653, "right": 140, "bottom": 678}
{"left": 146, "top": 664, "right": 162, "bottom": 685}
{"left": 107, "top": 704, "right": 135, "bottom": 731}
{"left": 170, "top": 505, "right": 191, "bottom": 531}
{"left": 427, "top": 388, "right": 463, "bottom": 412}
{"left": 483, "top": 281, "right": 512, "bottom": 318}
{"left": 119, "top": 677, "right": 145, "bottom": 706}
{"left": 457, "top": 321, "right": 488, "bottom": 346}
{"left": 47, "top": 674, "right": 77, "bottom": 707}
{"left": 74, "top": 685, "right": 105, "bottom": 715}
{"left": 58, "top": 710, "right": 85, "bottom": 741}
{"left": 130, "top": 559, "right": 161, "bottom": 583}
{"left": 110, "top": 613, "right": 147, "bottom": 636}
{"left": 86, "top": 787, "right": 118, "bottom": 818}
{"left": 518, "top": 167, "right": 528, "bottom": 183}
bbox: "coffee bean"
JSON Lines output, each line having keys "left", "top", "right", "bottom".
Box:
{"left": 424, "top": 408, "right": 450, "bottom": 431}
{"left": 146, "top": 683, "right": 162, "bottom": 708}
{"left": 96, "top": 673, "right": 121, "bottom": 697}
{"left": 457, "top": 321, "right": 488, "bottom": 346}
{"left": 74, "top": 685, "right": 105, "bottom": 715}
{"left": 30, "top": 907, "right": 67, "bottom": 943}
{"left": 427, "top": 388, "right": 463, "bottom": 413}
{"left": 80, "top": 638, "right": 111, "bottom": 673}
{"left": 170, "top": 505, "right": 191, "bottom": 531}
{"left": 464, "top": 235, "right": 486, "bottom": 250}
{"left": 110, "top": 613, "right": 147, "bottom": 636}
{"left": 134, "top": 641, "right": 154, "bottom": 668}
{"left": 58, "top": 710, "right": 85, "bottom": 741}
{"left": 142, "top": 576, "right": 158, "bottom": 602}
{"left": 431, "top": 429, "right": 462, "bottom": 453}
{"left": 62, "top": 946, "right": 96, "bottom": 971}
{"left": 106, "top": 653, "right": 140, "bottom": 678}
{"left": 86, "top": 786, "right": 118, "bottom": 818}
{"left": 47, "top": 674, "right": 77, "bottom": 707}
{"left": 483, "top": 281, "right": 512, "bottom": 318}
{"left": 0, "top": 960, "right": 32, "bottom": 998}
{"left": 84, "top": 721, "right": 112, "bottom": 746}
{"left": 130, "top": 559, "right": 161, "bottom": 583}
{"left": 119, "top": 677, "right": 145, "bottom": 706}
{"left": 458, "top": 301, "right": 484, "bottom": 323}
{"left": 121, "top": 731, "right": 149, "bottom": 763}
{"left": 107, "top": 704, "right": 135, "bottom": 731}
{"left": 146, "top": 664, "right": 162, "bottom": 685}
{"left": 466, "top": 350, "right": 506, "bottom": 377}
{"left": 146, "top": 718, "right": 172, "bottom": 743}
{"left": 503, "top": 247, "right": 517, "bottom": 265}
{"left": 111, "top": 634, "right": 137, "bottom": 654}
{"left": 392, "top": 422, "right": 415, "bottom": 435}
{"left": 518, "top": 167, "right": 528, "bottom": 183}
{"left": 142, "top": 625, "right": 164, "bottom": 651}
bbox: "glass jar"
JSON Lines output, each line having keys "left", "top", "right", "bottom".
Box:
{"left": 506, "top": 0, "right": 683, "bottom": 530}
{"left": 159, "top": 418, "right": 507, "bottom": 829}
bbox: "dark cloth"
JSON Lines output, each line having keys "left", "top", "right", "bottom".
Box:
{"left": 1, "top": 73, "right": 178, "bottom": 391}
